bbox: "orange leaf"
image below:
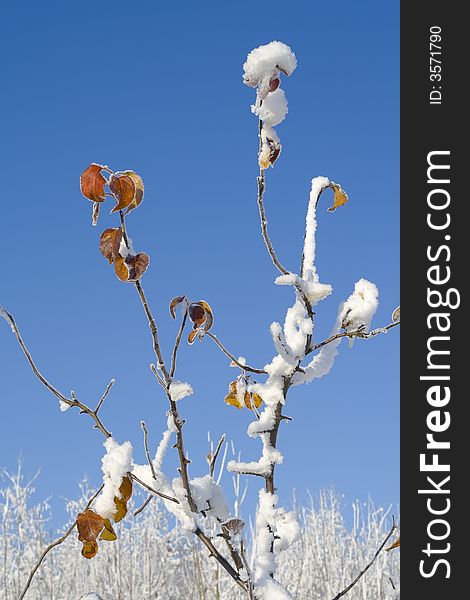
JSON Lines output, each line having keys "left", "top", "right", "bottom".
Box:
{"left": 198, "top": 300, "right": 214, "bottom": 332}
{"left": 110, "top": 174, "right": 136, "bottom": 213}
{"left": 245, "top": 392, "right": 263, "bottom": 410}
{"left": 100, "top": 228, "right": 123, "bottom": 264}
{"left": 77, "top": 509, "right": 104, "bottom": 543}
{"left": 113, "top": 497, "right": 128, "bottom": 523}
{"left": 188, "top": 329, "right": 199, "bottom": 345}
{"left": 114, "top": 256, "right": 129, "bottom": 281}
{"left": 386, "top": 537, "right": 400, "bottom": 551}
{"left": 123, "top": 171, "right": 144, "bottom": 214}
{"left": 80, "top": 164, "right": 107, "bottom": 203}
{"left": 169, "top": 295, "right": 186, "bottom": 319}
{"left": 225, "top": 381, "right": 243, "bottom": 409}
{"left": 114, "top": 253, "right": 150, "bottom": 282}
{"left": 81, "top": 540, "right": 99, "bottom": 559}
{"left": 328, "top": 183, "right": 348, "bottom": 212}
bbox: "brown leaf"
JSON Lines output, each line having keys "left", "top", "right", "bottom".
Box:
{"left": 81, "top": 540, "right": 99, "bottom": 559}
{"left": 392, "top": 306, "right": 400, "bottom": 323}
{"left": 114, "top": 256, "right": 129, "bottom": 281}
{"left": 198, "top": 300, "right": 214, "bottom": 332}
{"left": 77, "top": 509, "right": 104, "bottom": 543}
{"left": 225, "top": 381, "right": 243, "bottom": 409}
{"left": 188, "top": 329, "right": 199, "bottom": 345}
{"left": 118, "top": 475, "right": 133, "bottom": 502}
{"left": 113, "top": 497, "right": 128, "bottom": 523}
{"left": 170, "top": 295, "right": 186, "bottom": 319}
{"left": 328, "top": 183, "right": 349, "bottom": 212}
{"left": 114, "top": 253, "right": 150, "bottom": 282}
{"left": 100, "top": 518, "right": 117, "bottom": 542}
{"left": 80, "top": 164, "right": 107, "bottom": 203}
{"left": 100, "top": 228, "right": 123, "bottom": 264}
{"left": 110, "top": 174, "right": 136, "bottom": 213}
{"left": 386, "top": 536, "right": 400, "bottom": 551}
{"left": 268, "top": 76, "right": 280, "bottom": 92}
{"left": 222, "top": 518, "right": 245, "bottom": 534}
{"left": 189, "top": 303, "right": 206, "bottom": 327}
{"left": 123, "top": 171, "right": 144, "bottom": 214}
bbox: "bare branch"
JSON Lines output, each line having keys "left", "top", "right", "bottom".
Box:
{"left": 3, "top": 309, "right": 112, "bottom": 439}
{"left": 209, "top": 434, "right": 226, "bottom": 478}
{"left": 95, "top": 378, "right": 115, "bottom": 414}
{"left": 140, "top": 421, "right": 157, "bottom": 481}
{"left": 331, "top": 517, "right": 398, "bottom": 600}
{"left": 19, "top": 484, "right": 104, "bottom": 600}
{"left": 170, "top": 309, "right": 188, "bottom": 378}
{"left": 205, "top": 332, "right": 266, "bottom": 375}
{"left": 133, "top": 494, "right": 153, "bottom": 517}
{"left": 308, "top": 321, "right": 400, "bottom": 356}
{"left": 130, "top": 473, "right": 179, "bottom": 504}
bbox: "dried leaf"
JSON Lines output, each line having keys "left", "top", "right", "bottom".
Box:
{"left": 99, "top": 519, "right": 117, "bottom": 542}
{"left": 100, "top": 228, "right": 123, "bottom": 264}
{"left": 81, "top": 540, "right": 99, "bottom": 559}
{"left": 198, "top": 300, "right": 214, "bottom": 332}
{"left": 114, "top": 256, "right": 129, "bottom": 281}
{"left": 222, "top": 518, "right": 245, "bottom": 534}
{"left": 328, "top": 183, "right": 348, "bottom": 212}
{"left": 80, "top": 164, "right": 107, "bottom": 203}
{"left": 386, "top": 537, "right": 400, "bottom": 551}
{"left": 189, "top": 303, "right": 206, "bottom": 326}
{"left": 110, "top": 174, "right": 136, "bottom": 213}
{"left": 118, "top": 475, "right": 133, "bottom": 502}
{"left": 114, "top": 253, "right": 150, "bottom": 282}
{"left": 268, "top": 76, "right": 280, "bottom": 92}
{"left": 245, "top": 392, "right": 263, "bottom": 410}
{"left": 169, "top": 295, "right": 186, "bottom": 319}
{"left": 77, "top": 509, "right": 104, "bottom": 543}
{"left": 188, "top": 329, "right": 199, "bottom": 345}
{"left": 123, "top": 171, "right": 144, "bottom": 214}
{"left": 392, "top": 306, "right": 400, "bottom": 323}
{"left": 113, "top": 497, "right": 127, "bottom": 523}
{"left": 225, "top": 381, "right": 243, "bottom": 409}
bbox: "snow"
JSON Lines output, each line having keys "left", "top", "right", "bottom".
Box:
{"left": 340, "top": 278, "right": 379, "bottom": 333}
{"left": 253, "top": 88, "right": 288, "bottom": 127}
{"left": 59, "top": 400, "right": 70, "bottom": 412}
{"left": 95, "top": 438, "right": 133, "bottom": 519}
{"left": 301, "top": 176, "right": 331, "bottom": 282}
{"left": 189, "top": 475, "right": 230, "bottom": 521}
{"left": 80, "top": 594, "right": 103, "bottom": 600}
{"left": 169, "top": 380, "right": 193, "bottom": 402}
{"left": 243, "top": 41, "right": 297, "bottom": 86}
{"left": 0, "top": 307, "right": 15, "bottom": 332}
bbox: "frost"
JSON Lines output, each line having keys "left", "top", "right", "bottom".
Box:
{"left": 302, "top": 176, "right": 331, "bottom": 283}
{"left": 94, "top": 438, "right": 133, "bottom": 519}
{"left": 118, "top": 235, "right": 135, "bottom": 259}
{"left": 59, "top": 400, "right": 70, "bottom": 412}
{"left": 169, "top": 380, "right": 193, "bottom": 402}
{"left": 189, "top": 475, "right": 230, "bottom": 521}
{"left": 340, "top": 278, "right": 379, "bottom": 334}
{"left": 0, "top": 307, "right": 14, "bottom": 332}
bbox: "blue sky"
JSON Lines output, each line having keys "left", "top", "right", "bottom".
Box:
{"left": 0, "top": 0, "right": 399, "bottom": 526}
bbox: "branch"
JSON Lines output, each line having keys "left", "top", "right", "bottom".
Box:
{"left": 308, "top": 321, "right": 400, "bottom": 355}
{"left": 2, "top": 309, "right": 112, "bottom": 439}
{"left": 330, "top": 517, "right": 398, "bottom": 600}
{"left": 209, "top": 434, "right": 226, "bottom": 478}
{"left": 205, "top": 332, "right": 266, "bottom": 374}
{"left": 19, "top": 484, "right": 104, "bottom": 600}
{"left": 130, "top": 473, "right": 179, "bottom": 504}
{"left": 140, "top": 420, "right": 157, "bottom": 481}
{"left": 170, "top": 309, "right": 188, "bottom": 378}
{"left": 133, "top": 494, "right": 153, "bottom": 517}
{"left": 256, "top": 120, "right": 289, "bottom": 276}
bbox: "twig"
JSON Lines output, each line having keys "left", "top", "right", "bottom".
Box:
{"left": 140, "top": 421, "right": 157, "bottom": 481}
{"left": 95, "top": 378, "right": 115, "bottom": 414}
{"left": 330, "top": 516, "right": 398, "bottom": 600}
{"left": 19, "top": 484, "right": 104, "bottom": 600}
{"left": 308, "top": 321, "right": 400, "bottom": 355}
{"left": 209, "top": 434, "right": 226, "bottom": 478}
{"left": 205, "top": 332, "right": 266, "bottom": 374}
{"left": 3, "top": 309, "right": 112, "bottom": 439}
{"left": 170, "top": 309, "right": 188, "bottom": 378}
{"left": 130, "top": 473, "right": 179, "bottom": 504}
{"left": 133, "top": 494, "right": 153, "bottom": 517}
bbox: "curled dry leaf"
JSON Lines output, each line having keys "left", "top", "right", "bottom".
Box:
{"left": 222, "top": 518, "right": 245, "bottom": 535}
{"left": 225, "top": 381, "right": 242, "bottom": 409}
{"left": 170, "top": 295, "right": 186, "bottom": 319}
{"left": 99, "top": 519, "right": 117, "bottom": 542}
{"left": 188, "top": 301, "right": 214, "bottom": 341}
{"left": 392, "top": 306, "right": 400, "bottom": 323}
{"left": 386, "top": 536, "right": 400, "bottom": 551}
{"left": 327, "top": 183, "right": 349, "bottom": 212}
{"left": 245, "top": 392, "right": 263, "bottom": 410}
{"left": 77, "top": 509, "right": 104, "bottom": 543}
{"left": 188, "top": 329, "right": 199, "bottom": 345}
{"left": 100, "top": 228, "right": 123, "bottom": 264}
{"left": 123, "top": 171, "right": 144, "bottom": 214}
{"left": 224, "top": 381, "right": 263, "bottom": 410}
{"left": 110, "top": 174, "right": 136, "bottom": 213}
{"left": 114, "top": 252, "right": 150, "bottom": 282}
{"left": 81, "top": 540, "right": 99, "bottom": 559}
{"left": 80, "top": 164, "right": 107, "bottom": 203}
{"left": 113, "top": 475, "right": 133, "bottom": 523}
{"left": 188, "top": 303, "right": 206, "bottom": 326}
{"left": 198, "top": 300, "right": 214, "bottom": 332}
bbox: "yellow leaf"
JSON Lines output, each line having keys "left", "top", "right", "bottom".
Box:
{"left": 244, "top": 392, "right": 263, "bottom": 410}
{"left": 225, "top": 381, "right": 243, "bottom": 409}
{"left": 81, "top": 540, "right": 99, "bottom": 559}
{"left": 100, "top": 519, "right": 117, "bottom": 542}
{"left": 328, "top": 183, "right": 348, "bottom": 212}
{"left": 123, "top": 171, "right": 144, "bottom": 214}
{"left": 113, "top": 497, "right": 128, "bottom": 523}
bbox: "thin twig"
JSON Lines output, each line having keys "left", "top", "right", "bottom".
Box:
{"left": 3, "top": 309, "right": 112, "bottom": 439}
{"left": 209, "top": 434, "right": 226, "bottom": 478}
{"left": 308, "top": 321, "right": 400, "bottom": 355}
{"left": 130, "top": 473, "right": 180, "bottom": 504}
{"left": 330, "top": 517, "right": 398, "bottom": 600}
{"left": 170, "top": 310, "right": 188, "bottom": 378}
{"left": 205, "top": 332, "right": 266, "bottom": 374}
{"left": 133, "top": 495, "right": 153, "bottom": 517}
{"left": 19, "top": 484, "right": 104, "bottom": 600}
{"left": 140, "top": 421, "right": 157, "bottom": 481}
{"left": 95, "top": 378, "right": 115, "bottom": 414}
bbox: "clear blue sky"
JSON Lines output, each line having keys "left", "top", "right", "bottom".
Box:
{"left": 0, "top": 0, "right": 399, "bottom": 526}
